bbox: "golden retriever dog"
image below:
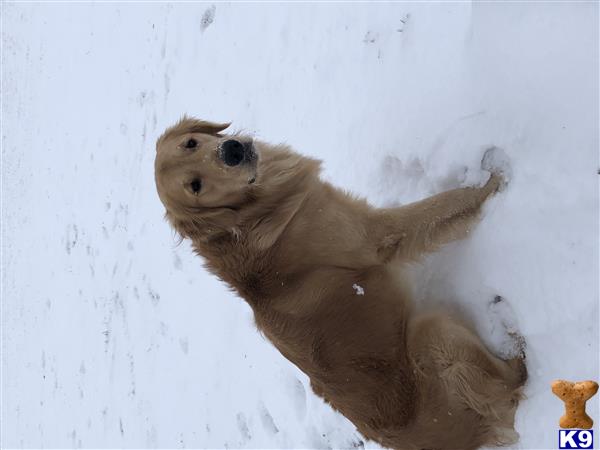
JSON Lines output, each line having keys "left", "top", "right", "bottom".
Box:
{"left": 154, "top": 117, "right": 527, "bottom": 450}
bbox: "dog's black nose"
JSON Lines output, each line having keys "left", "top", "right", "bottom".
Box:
{"left": 220, "top": 139, "right": 250, "bottom": 166}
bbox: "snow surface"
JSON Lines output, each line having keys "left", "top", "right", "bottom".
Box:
{"left": 352, "top": 284, "right": 365, "bottom": 296}
{"left": 2, "top": 2, "right": 598, "bottom": 449}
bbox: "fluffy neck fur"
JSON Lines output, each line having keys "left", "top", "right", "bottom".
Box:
{"left": 171, "top": 145, "right": 321, "bottom": 307}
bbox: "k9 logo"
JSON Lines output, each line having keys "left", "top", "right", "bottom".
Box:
{"left": 559, "top": 430, "right": 593, "bottom": 449}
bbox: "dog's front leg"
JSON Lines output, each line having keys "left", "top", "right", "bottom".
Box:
{"left": 372, "top": 172, "right": 502, "bottom": 262}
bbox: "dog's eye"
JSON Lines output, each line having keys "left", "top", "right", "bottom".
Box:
{"left": 189, "top": 179, "right": 202, "bottom": 194}
{"left": 183, "top": 138, "right": 198, "bottom": 149}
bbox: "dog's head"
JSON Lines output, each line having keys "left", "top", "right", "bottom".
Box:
{"left": 155, "top": 117, "right": 260, "bottom": 233}
{"left": 155, "top": 116, "right": 320, "bottom": 246}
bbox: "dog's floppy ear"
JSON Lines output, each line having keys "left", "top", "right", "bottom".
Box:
{"left": 185, "top": 118, "right": 231, "bottom": 135}
{"left": 157, "top": 116, "right": 231, "bottom": 146}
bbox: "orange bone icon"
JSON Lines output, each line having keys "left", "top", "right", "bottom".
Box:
{"left": 551, "top": 379, "right": 598, "bottom": 429}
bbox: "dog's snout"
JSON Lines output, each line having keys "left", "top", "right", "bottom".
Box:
{"left": 220, "top": 139, "right": 253, "bottom": 167}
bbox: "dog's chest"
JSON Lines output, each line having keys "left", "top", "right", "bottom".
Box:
{"left": 198, "top": 239, "right": 277, "bottom": 302}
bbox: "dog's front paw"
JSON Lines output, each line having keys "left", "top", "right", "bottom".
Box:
{"left": 481, "top": 146, "right": 512, "bottom": 192}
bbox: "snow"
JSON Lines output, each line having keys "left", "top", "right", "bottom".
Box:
{"left": 353, "top": 284, "right": 365, "bottom": 296}
{"left": 2, "top": 2, "right": 598, "bottom": 449}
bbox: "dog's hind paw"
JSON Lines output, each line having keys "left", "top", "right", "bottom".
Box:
{"left": 488, "top": 295, "right": 526, "bottom": 360}
{"left": 508, "top": 354, "right": 528, "bottom": 386}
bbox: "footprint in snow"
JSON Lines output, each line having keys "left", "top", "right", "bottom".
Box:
{"left": 258, "top": 402, "right": 279, "bottom": 435}
{"left": 288, "top": 376, "right": 307, "bottom": 420}
{"left": 236, "top": 412, "right": 251, "bottom": 442}
{"left": 200, "top": 5, "right": 216, "bottom": 32}
{"left": 363, "top": 30, "right": 378, "bottom": 44}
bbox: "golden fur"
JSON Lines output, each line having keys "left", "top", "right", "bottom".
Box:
{"left": 154, "top": 117, "right": 527, "bottom": 450}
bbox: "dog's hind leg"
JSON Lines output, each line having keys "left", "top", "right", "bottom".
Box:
{"left": 408, "top": 312, "right": 526, "bottom": 448}
{"left": 488, "top": 295, "right": 527, "bottom": 360}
